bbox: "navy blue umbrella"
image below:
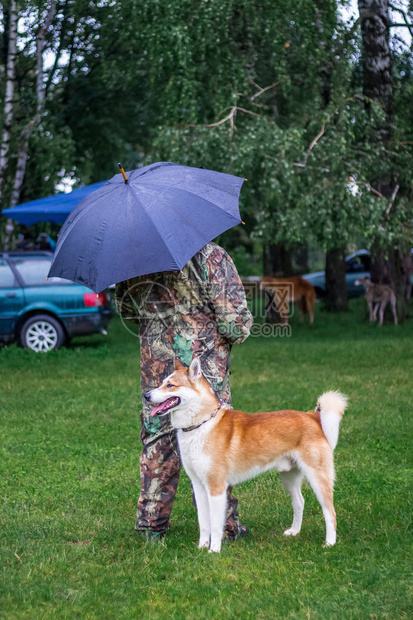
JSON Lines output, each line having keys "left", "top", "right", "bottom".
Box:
{"left": 48, "top": 162, "right": 245, "bottom": 292}
{"left": 2, "top": 182, "right": 106, "bottom": 225}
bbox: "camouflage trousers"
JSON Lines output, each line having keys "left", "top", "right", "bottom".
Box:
{"left": 136, "top": 419, "right": 241, "bottom": 538}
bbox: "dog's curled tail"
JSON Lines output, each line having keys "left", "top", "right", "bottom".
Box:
{"left": 316, "top": 391, "right": 348, "bottom": 451}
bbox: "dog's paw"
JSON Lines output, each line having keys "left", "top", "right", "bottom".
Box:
{"left": 283, "top": 528, "right": 300, "bottom": 537}
{"left": 323, "top": 540, "right": 336, "bottom": 547}
{"left": 208, "top": 543, "right": 221, "bottom": 553}
{"left": 198, "top": 539, "right": 210, "bottom": 549}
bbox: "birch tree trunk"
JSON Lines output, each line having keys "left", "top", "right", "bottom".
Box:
{"left": 9, "top": 120, "right": 36, "bottom": 209}
{"left": 0, "top": 0, "right": 19, "bottom": 213}
{"left": 9, "top": 0, "right": 57, "bottom": 211}
{"left": 358, "top": 0, "right": 393, "bottom": 124}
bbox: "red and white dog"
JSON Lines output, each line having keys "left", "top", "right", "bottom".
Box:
{"left": 146, "top": 358, "right": 347, "bottom": 553}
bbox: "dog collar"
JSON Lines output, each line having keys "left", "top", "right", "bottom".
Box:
{"left": 181, "top": 400, "right": 223, "bottom": 433}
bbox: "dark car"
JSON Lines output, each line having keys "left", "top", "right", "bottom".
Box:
{"left": 0, "top": 252, "right": 112, "bottom": 352}
{"left": 302, "top": 250, "right": 371, "bottom": 297}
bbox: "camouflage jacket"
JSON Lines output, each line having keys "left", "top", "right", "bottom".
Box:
{"left": 115, "top": 242, "right": 253, "bottom": 440}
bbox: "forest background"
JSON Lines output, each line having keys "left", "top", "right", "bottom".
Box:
{"left": 0, "top": 0, "right": 412, "bottom": 312}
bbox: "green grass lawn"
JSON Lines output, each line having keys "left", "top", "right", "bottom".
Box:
{"left": 1, "top": 300, "right": 412, "bottom": 619}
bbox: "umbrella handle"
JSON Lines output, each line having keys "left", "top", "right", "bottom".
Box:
{"left": 118, "top": 163, "right": 128, "bottom": 184}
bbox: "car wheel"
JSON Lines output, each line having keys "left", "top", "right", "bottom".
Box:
{"left": 20, "top": 314, "right": 66, "bottom": 352}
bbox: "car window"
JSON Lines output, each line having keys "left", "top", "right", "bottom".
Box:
{"left": 346, "top": 257, "right": 365, "bottom": 273}
{"left": 0, "top": 259, "right": 17, "bottom": 287}
{"left": 9, "top": 257, "right": 67, "bottom": 286}
{"left": 360, "top": 254, "right": 370, "bottom": 270}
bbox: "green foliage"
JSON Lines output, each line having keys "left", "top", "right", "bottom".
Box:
{"left": 142, "top": 1, "right": 413, "bottom": 255}
{"left": 1, "top": 0, "right": 412, "bottom": 257}
{"left": 22, "top": 116, "right": 76, "bottom": 201}
{"left": 151, "top": 97, "right": 396, "bottom": 252}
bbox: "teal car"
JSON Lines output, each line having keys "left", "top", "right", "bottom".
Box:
{"left": 302, "top": 250, "right": 371, "bottom": 298}
{"left": 0, "top": 252, "right": 113, "bottom": 352}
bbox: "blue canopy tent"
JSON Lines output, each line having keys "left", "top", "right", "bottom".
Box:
{"left": 2, "top": 181, "right": 106, "bottom": 225}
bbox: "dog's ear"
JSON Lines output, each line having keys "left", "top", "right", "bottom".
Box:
{"left": 174, "top": 357, "right": 186, "bottom": 371}
{"left": 188, "top": 358, "right": 202, "bottom": 382}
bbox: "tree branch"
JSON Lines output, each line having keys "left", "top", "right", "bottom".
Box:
{"left": 306, "top": 122, "right": 328, "bottom": 157}
{"left": 343, "top": 162, "right": 387, "bottom": 198}
{"left": 36, "top": 0, "right": 57, "bottom": 110}
{"left": 385, "top": 183, "right": 400, "bottom": 217}
{"left": 185, "top": 80, "right": 279, "bottom": 132}
{"left": 355, "top": 179, "right": 386, "bottom": 199}
{"left": 293, "top": 112, "right": 334, "bottom": 169}
{"left": 389, "top": 3, "right": 413, "bottom": 38}
{"left": 250, "top": 81, "right": 279, "bottom": 101}
{"left": 45, "top": 0, "right": 70, "bottom": 96}
{"left": 186, "top": 106, "right": 260, "bottom": 131}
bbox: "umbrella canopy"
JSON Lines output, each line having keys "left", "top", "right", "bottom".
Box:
{"left": 2, "top": 181, "right": 106, "bottom": 225}
{"left": 48, "top": 162, "right": 245, "bottom": 293}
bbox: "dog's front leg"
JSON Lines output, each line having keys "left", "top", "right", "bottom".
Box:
{"left": 391, "top": 298, "right": 398, "bottom": 325}
{"left": 368, "top": 299, "right": 375, "bottom": 322}
{"left": 208, "top": 489, "right": 227, "bottom": 553}
{"left": 191, "top": 477, "right": 211, "bottom": 549}
{"left": 378, "top": 302, "right": 385, "bottom": 326}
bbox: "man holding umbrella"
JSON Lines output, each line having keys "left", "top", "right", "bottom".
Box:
{"left": 48, "top": 162, "right": 253, "bottom": 541}
{"left": 115, "top": 241, "right": 253, "bottom": 540}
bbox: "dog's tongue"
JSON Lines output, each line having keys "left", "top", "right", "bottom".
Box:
{"left": 151, "top": 403, "right": 166, "bottom": 417}
{"left": 151, "top": 397, "right": 177, "bottom": 417}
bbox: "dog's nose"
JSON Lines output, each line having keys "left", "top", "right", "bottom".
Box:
{"left": 144, "top": 392, "right": 152, "bottom": 402}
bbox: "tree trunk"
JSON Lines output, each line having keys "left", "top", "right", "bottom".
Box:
{"left": 294, "top": 244, "right": 309, "bottom": 274}
{"left": 264, "top": 288, "right": 283, "bottom": 325}
{"left": 262, "top": 243, "right": 293, "bottom": 323}
{"left": 369, "top": 241, "right": 396, "bottom": 285}
{"left": 357, "top": 1, "right": 406, "bottom": 320}
{"left": 263, "top": 243, "right": 293, "bottom": 277}
{"left": 9, "top": 120, "right": 36, "bottom": 209}
{"left": 358, "top": 0, "right": 393, "bottom": 123}
{"left": 394, "top": 249, "right": 408, "bottom": 320}
{"left": 325, "top": 247, "right": 348, "bottom": 312}
{"left": 7, "top": 1, "right": 57, "bottom": 212}
{"left": 316, "top": 8, "right": 348, "bottom": 313}
{"left": 0, "top": 0, "right": 19, "bottom": 213}
{"left": 1, "top": 0, "right": 19, "bottom": 248}
{"left": 369, "top": 245, "right": 408, "bottom": 321}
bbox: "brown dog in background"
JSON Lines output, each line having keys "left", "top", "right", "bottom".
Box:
{"left": 260, "top": 276, "right": 316, "bottom": 324}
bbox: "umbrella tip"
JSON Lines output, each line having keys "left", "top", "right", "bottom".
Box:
{"left": 242, "top": 221, "right": 245, "bottom": 225}
{"left": 244, "top": 178, "right": 248, "bottom": 181}
{"left": 118, "top": 163, "right": 128, "bottom": 184}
